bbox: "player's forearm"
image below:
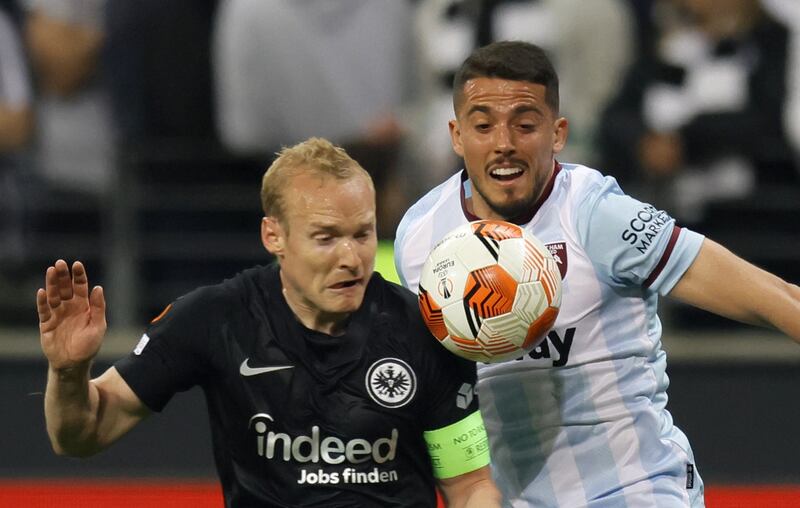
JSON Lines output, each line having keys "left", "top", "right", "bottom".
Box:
{"left": 725, "top": 267, "right": 800, "bottom": 340}
{"left": 768, "top": 279, "right": 800, "bottom": 343}
{"left": 441, "top": 478, "right": 502, "bottom": 508}
{"left": 44, "top": 363, "right": 103, "bottom": 457}
{"left": 460, "top": 482, "right": 503, "bottom": 508}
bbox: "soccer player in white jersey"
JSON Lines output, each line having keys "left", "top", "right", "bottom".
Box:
{"left": 394, "top": 41, "right": 800, "bottom": 507}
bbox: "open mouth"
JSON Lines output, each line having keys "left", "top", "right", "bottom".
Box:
{"left": 490, "top": 166, "right": 524, "bottom": 182}
{"left": 330, "top": 280, "right": 360, "bottom": 290}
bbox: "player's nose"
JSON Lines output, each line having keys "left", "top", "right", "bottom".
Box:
{"left": 336, "top": 239, "right": 360, "bottom": 269}
{"left": 493, "top": 125, "right": 515, "bottom": 155}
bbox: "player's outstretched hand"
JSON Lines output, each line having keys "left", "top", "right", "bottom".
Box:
{"left": 36, "top": 260, "right": 107, "bottom": 370}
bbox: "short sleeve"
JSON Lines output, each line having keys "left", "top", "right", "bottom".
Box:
{"left": 114, "top": 287, "right": 221, "bottom": 411}
{"left": 416, "top": 334, "right": 489, "bottom": 479}
{"left": 575, "top": 176, "right": 704, "bottom": 294}
{"left": 418, "top": 330, "right": 481, "bottom": 431}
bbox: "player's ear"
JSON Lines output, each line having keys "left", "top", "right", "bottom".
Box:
{"left": 449, "top": 119, "right": 465, "bottom": 158}
{"left": 552, "top": 117, "right": 568, "bottom": 155}
{"left": 261, "top": 217, "right": 285, "bottom": 258}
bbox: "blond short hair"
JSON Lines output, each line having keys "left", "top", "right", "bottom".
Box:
{"left": 260, "top": 137, "right": 374, "bottom": 222}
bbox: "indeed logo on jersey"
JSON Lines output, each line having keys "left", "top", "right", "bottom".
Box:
{"left": 249, "top": 413, "right": 400, "bottom": 484}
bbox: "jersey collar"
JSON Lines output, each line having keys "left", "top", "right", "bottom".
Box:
{"left": 262, "top": 264, "right": 376, "bottom": 384}
{"left": 460, "top": 161, "right": 562, "bottom": 225}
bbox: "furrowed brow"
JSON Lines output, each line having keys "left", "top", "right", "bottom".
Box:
{"left": 466, "top": 104, "right": 545, "bottom": 118}
{"left": 309, "top": 222, "right": 340, "bottom": 233}
{"left": 514, "top": 105, "right": 544, "bottom": 117}
{"left": 466, "top": 105, "right": 491, "bottom": 117}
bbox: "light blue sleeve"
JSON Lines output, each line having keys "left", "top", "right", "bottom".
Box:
{"left": 393, "top": 223, "right": 411, "bottom": 289}
{"left": 575, "top": 177, "right": 704, "bottom": 295}
{"left": 394, "top": 177, "right": 454, "bottom": 291}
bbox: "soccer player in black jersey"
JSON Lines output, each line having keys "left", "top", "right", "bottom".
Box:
{"left": 36, "top": 138, "right": 502, "bottom": 507}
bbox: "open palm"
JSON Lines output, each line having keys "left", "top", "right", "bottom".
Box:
{"left": 36, "top": 260, "right": 107, "bottom": 370}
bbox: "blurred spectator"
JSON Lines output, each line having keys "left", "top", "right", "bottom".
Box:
{"left": 0, "top": 0, "right": 34, "bottom": 291}
{"left": 213, "top": 0, "right": 417, "bottom": 238}
{"left": 762, "top": 0, "right": 800, "bottom": 161}
{"left": 599, "top": 0, "right": 797, "bottom": 223}
{"left": 24, "top": 0, "right": 114, "bottom": 195}
{"left": 104, "top": 0, "right": 219, "bottom": 153}
{"left": 410, "top": 0, "right": 635, "bottom": 188}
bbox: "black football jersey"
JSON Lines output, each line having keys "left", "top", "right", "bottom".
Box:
{"left": 115, "top": 264, "right": 481, "bottom": 507}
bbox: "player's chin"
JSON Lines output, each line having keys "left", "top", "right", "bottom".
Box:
{"left": 325, "top": 286, "right": 367, "bottom": 311}
{"left": 325, "top": 301, "right": 363, "bottom": 316}
{"left": 487, "top": 195, "right": 534, "bottom": 219}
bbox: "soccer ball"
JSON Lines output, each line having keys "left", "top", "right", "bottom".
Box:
{"left": 418, "top": 220, "right": 561, "bottom": 363}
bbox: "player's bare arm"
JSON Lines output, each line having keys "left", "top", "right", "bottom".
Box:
{"left": 438, "top": 465, "right": 502, "bottom": 508}
{"left": 669, "top": 239, "right": 800, "bottom": 342}
{"left": 37, "top": 260, "right": 150, "bottom": 456}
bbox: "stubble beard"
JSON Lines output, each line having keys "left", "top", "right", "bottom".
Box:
{"left": 474, "top": 185, "right": 537, "bottom": 221}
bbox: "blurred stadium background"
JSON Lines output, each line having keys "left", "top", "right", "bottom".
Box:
{"left": 2, "top": 0, "right": 800, "bottom": 506}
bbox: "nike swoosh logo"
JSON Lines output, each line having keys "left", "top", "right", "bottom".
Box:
{"left": 239, "top": 359, "right": 294, "bottom": 377}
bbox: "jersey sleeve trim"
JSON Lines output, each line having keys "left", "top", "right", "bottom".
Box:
{"left": 423, "top": 410, "right": 491, "bottom": 479}
{"left": 643, "top": 225, "right": 681, "bottom": 288}
{"left": 648, "top": 227, "right": 705, "bottom": 296}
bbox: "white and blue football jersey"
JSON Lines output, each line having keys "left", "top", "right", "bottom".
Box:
{"left": 395, "top": 163, "right": 706, "bottom": 507}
